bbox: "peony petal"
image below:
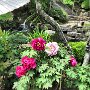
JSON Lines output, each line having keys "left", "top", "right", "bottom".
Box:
{"left": 15, "top": 66, "right": 26, "bottom": 78}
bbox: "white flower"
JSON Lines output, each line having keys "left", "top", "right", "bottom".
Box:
{"left": 45, "top": 42, "right": 59, "bottom": 56}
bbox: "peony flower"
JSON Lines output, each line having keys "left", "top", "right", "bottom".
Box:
{"left": 29, "top": 58, "right": 36, "bottom": 69}
{"left": 45, "top": 42, "right": 59, "bottom": 56}
{"left": 21, "top": 56, "right": 36, "bottom": 70}
{"left": 70, "top": 56, "right": 77, "bottom": 67}
{"left": 15, "top": 66, "right": 26, "bottom": 78}
{"left": 30, "top": 37, "right": 46, "bottom": 51}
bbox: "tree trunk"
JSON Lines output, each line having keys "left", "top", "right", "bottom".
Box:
{"left": 82, "top": 36, "right": 90, "bottom": 66}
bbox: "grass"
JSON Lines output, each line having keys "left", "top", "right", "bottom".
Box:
{"left": 0, "top": 12, "right": 13, "bottom": 20}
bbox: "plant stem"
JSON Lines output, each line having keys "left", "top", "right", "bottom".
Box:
{"left": 59, "top": 70, "right": 62, "bottom": 90}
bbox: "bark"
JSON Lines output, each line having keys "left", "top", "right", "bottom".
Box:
{"left": 82, "top": 36, "right": 90, "bottom": 66}
{"left": 35, "top": 0, "right": 72, "bottom": 53}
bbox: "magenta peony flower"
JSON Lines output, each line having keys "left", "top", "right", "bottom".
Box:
{"left": 30, "top": 37, "right": 46, "bottom": 51}
{"left": 29, "top": 58, "right": 36, "bottom": 69}
{"left": 45, "top": 42, "right": 59, "bottom": 56}
{"left": 70, "top": 56, "right": 77, "bottom": 67}
{"left": 21, "top": 56, "right": 36, "bottom": 70}
{"left": 15, "top": 66, "right": 26, "bottom": 78}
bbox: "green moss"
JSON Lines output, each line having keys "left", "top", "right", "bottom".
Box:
{"left": 69, "top": 42, "right": 86, "bottom": 63}
{"left": 0, "top": 12, "right": 13, "bottom": 20}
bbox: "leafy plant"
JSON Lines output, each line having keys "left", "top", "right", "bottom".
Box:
{"left": 62, "top": 0, "right": 90, "bottom": 10}
{"left": 0, "top": 30, "right": 29, "bottom": 63}
{"left": 0, "top": 12, "right": 13, "bottom": 20}
{"left": 81, "top": 0, "right": 90, "bottom": 9}
{"left": 0, "top": 30, "right": 29, "bottom": 89}
{"left": 28, "top": 26, "right": 51, "bottom": 42}
{"left": 13, "top": 31, "right": 71, "bottom": 90}
{"left": 62, "top": 0, "right": 74, "bottom": 5}
{"left": 65, "top": 65, "right": 90, "bottom": 90}
{"left": 69, "top": 42, "right": 86, "bottom": 63}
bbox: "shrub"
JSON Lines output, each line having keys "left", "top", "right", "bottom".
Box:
{"left": 65, "top": 65, "right": 90, "bottom": 90}
{"left": 0, "top": 30, "right": 29, "bottom": 89}
{"left": 69, "top": 42, "right": 86, "bottom": 63}
{"left": 13, "top": 30, "right": 90, "bottom": 90}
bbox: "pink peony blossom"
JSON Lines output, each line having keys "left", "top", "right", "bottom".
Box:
{"left": 30, "top": 37, "right": 46, "bottom": 51}
{"left": 15, "top": 66, "right": 26, "bottom": 78}
{"left": 45, "top": 42, "right": 59, "bottom": 56}
{"left": 70, "top": 56, "right": 77, "bottom": 67}
{"left": 21, "top": 56, "right": 36, "bottom": 70}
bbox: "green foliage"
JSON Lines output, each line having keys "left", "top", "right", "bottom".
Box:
{"left": 49, "top": 7, "right": 68, "bottom": 22}
{"left": 28, "top": 27, "right": 51, "bottom": 42}
{"left": 62, "top": 0, "right": 74, "bottom": 5}
{"left": 69, "top": 42, "right": 86, "bottom": 63}
{"left": 21, "top": 49, "right": 37, "bottom": 58}
{"left": 35, "top": 56, "right": 69, "bottom": 89}
{"left": 13, "top": 32, "right": 70, "bottom": 90}
{"left": 62, "top": 0, "right": 90, "bottom": 10}
{"left": 40, "top": 0, "right": 51, "bottom": 11}
{"left": 0, "top": 30, "right": 28, "bottom": 60}
{"left": 9, "top": 32, "right": 29, "bottom": 44}
{"left": 14, "top": 54, "right": 70, "bottom": 90}
{"left": 65, "top": 65, "right": 90, "bottom": 90}
{"left": 0, "top": 12, "right": 13, "bottom": 20}
{"left": 13, "top": 76, "right": 30, "bottom": 90}
{"left": 81, "top": 0, "right": 90, "bottom": 9}
{"left": 0, "top": 30, "right": 30, "bottom": 89}
{"left": 0, "top": 30, "right": 29, "bottom": 73}
{"left": 38, "top": 0, "right": 68, "bottom": 22}
{"left": 0, "top": 30, "right": 12, "bottom": 61}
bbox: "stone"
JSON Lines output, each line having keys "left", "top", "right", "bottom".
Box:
{"left": 45, "top": 30, "right": 55, "bottom": 35}
{"left": 85, "top": 32, "right": 90, "bottom": 37}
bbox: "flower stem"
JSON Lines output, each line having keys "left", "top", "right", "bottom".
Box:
{"left": 59, "top": 70, "right": 62, "bottom": 90}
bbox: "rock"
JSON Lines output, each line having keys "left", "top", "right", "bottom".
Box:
{"left": 85, "top": 32, "right": 90, "bottom": 37}
{"left": 67, "top": 31, "right": 77, "bottom": 37}
{"left": 66, "top": 36, "right": 81, "bottom": 41}
{"left": 45, "top": 30, "right": 55, "bottom": 35}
